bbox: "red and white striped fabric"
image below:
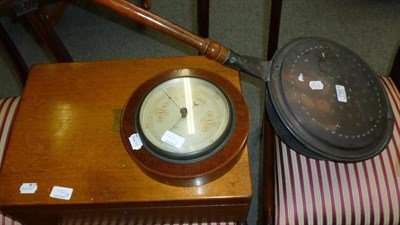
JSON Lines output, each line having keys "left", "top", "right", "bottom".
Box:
{"left": 0, "top": 97, "right": 20, "bottom": 166}
{"left": 1, "top": 216, "right": 21, "bottom": 225}
{"left": 61, "top": 223, "right": 236, "bottom": 225}
{"left": 275, "top": 77, "right": 400, "bottom": 225}
{"left": 0, "top": 97, "right": 22, "bottom": 225}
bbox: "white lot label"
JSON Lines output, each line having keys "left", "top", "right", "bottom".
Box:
{"left": 161, "top": 130, "right": 185, "bottom": 149}
{"left": 129, "top": 133, "right": 143, "bottom": 150}
{"left": 50, "top": 186, "right": 73, "bottom": 200}
{"left": 298, "top": 73, "right": 304, "bottom": 82}
{"left": 335, "top": 85, "right": 347, "bottom": 102}
{"left": 309, "top": 81, "right": 324, "bottom": 90}
{"left": 20, "top": 183, "right": 38, "bottom": 194}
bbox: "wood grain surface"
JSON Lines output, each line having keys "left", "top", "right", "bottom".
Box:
{"left": 0, "top": 56, "right": 252, "bottom": 224}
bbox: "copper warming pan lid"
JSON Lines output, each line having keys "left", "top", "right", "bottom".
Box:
{"left": 265, "top": 37, "right": 393, "bottom": 161}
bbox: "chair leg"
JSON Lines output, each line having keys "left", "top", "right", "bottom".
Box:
{"left": 266, "top": 0, "right": 282, "bottom": 60}
{"left": 390, "top": 46, "right": 400, "bottom": 88}
{"left": 0, "top": 22, "right": 29, "bottom": 87}
{"left": 24, "top": 10, "right": 73, "bottom": 62}
{"left": 11, "top": 0, "right": 72, "bottom": 63}
{"left": 41, "top": 0, "right": 69, "bottom": 26}
{"left": 197, "top": 0, "right": 209, "bottom": 38}
{"left": 261, "top": 0, "right": 283, "bottom": 224}
{"left": 261, "top": 116, "right": 276, "bottom": 225}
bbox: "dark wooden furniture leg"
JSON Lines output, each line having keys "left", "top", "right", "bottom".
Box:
{"left": 41, "top": 0, "right": 69, "bottom": 26}
{"left": 0, "top": 23, "right": 29, "bottom": 86}
{"left": 11, "top": 0, "right": 72, "bottom": 63}
{"left": 390, "top": 46, "right": 400, "bottom": 87}
{"left": 266, "top": 0, "right": 282, "bottom": 61}
{"left": 24, "top": 10, "right": 73, "bottom": 62}
{"left": 197, "top": 0, "right": 209, "bottom": 38}
{"left": 262, "top": 0, "right": 283, "bottom": 224}
{"left": 0, "top": 21, "right": 29, "bottom": 86}
{"left": 261, "top": 117, "right": 276, "bottom": 225}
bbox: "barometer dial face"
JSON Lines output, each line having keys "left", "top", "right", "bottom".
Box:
{"left": 137, "top": 76, "right": 233, "bottom": 163}
{"left": 120, "top": 68, "right": 249, "bottom": 186}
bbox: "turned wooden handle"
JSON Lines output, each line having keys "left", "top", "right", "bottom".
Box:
{"left": 92, "top": 0, "right": 229, "bottom": 63}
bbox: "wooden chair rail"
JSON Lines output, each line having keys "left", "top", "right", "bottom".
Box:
{"left": 0, "top": 22, "right": 29, "bottom": 86}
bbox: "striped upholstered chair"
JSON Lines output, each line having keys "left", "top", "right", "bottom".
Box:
{"left": 0, "top": 98, "right": 22, "bottom": 225}
{"left": 272, "top": 75, "right": 400, "bottom": 224}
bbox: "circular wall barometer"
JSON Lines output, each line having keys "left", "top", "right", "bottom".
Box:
{"left": 120, "top": 68, "right": 249, "bottom": 186}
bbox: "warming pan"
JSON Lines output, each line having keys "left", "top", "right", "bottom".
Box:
{"left": 93, "top": 0, "right": 393, "bottom": 162}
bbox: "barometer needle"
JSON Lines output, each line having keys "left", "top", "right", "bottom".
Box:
{"left": 169, "top": 117, "right": 184, "bottom": 131}
{"left": 163, "top": 90, "right": 181, "bottom": 109}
